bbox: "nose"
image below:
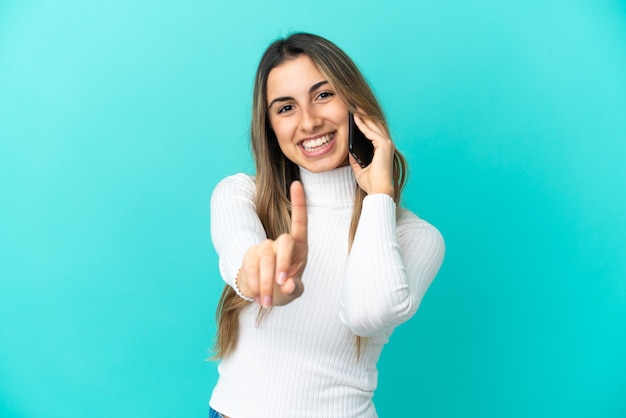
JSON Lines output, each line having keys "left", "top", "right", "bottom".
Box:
{"left": 299, "top": 106, "right": 321, "bottom": 132}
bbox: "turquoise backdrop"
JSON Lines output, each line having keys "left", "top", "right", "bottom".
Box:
{"left": 1, "top": 0, "right": 625, "bottom": 417}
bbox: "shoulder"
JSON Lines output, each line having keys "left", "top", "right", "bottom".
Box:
{"left": 397, "top": 208, "right": 445, "bottom": 252}
{"left": 212, "top": 173, "right": 256, "bottom": 200}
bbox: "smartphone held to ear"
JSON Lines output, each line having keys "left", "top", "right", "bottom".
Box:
{"left": 348, "top": 114, "right": 374, "bottom": 168}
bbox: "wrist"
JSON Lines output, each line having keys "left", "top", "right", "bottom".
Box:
{"left": 368, "top": 185, "right": 394, "bottom": 198}
{"left": 233, "top": 269, "right": 253, "bottom": 302}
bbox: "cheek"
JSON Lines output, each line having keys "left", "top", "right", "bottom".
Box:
{"left": 330, "top": 107, "right": 350, "bottom": 130}
{"left": 271, "top": 120, "right": 295, "bottom": 144}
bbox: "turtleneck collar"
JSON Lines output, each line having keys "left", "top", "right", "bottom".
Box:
{"left": 298, "top": 166, "right": 356, "bottom": 209}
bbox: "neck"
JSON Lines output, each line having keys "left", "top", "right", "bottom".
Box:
{"left": 298, "top": 166, "right": 356, "bottom": 209}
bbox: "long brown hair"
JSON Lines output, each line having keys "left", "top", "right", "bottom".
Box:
{"left": 213, "top": 33, "right": 408, "bottom": 359}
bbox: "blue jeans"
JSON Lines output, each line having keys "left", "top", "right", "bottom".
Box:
{"left": 209, "top": 406, "right": 224, "bottom": 418}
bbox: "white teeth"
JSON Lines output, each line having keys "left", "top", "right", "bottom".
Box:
{"left": 301, "top": 133, "right": 334, "bottom": 151}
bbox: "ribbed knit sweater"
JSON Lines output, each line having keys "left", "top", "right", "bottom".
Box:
{"left": 209, "top": 166, "right": 445, "bottom": 418}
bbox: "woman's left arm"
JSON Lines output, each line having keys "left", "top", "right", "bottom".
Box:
{"left": 340, "top": 199, "right": 445, "bottom": 337}
{"left": 340, "top": 113, "right": 445, "bottom": 336}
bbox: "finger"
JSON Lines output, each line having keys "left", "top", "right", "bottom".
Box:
{"left": 274, "top": 234, "right": 294, "bottom": 285}
{"left": 354, "top": 112, "right": 388, "bottom": 142}
{"left": 280, "top": 277, "right": 296, "bottom": 294}
{"left": 280, "top": 277, "right": 304, "bottom": 298}
{"left": 354, "top": 113, "right": 395, "bottom": 165}
{"left": 258, "top": 241, "right": 276, "bottom": 307}
{"left": 290, "top": 181, "right": 307, "bottom": 243}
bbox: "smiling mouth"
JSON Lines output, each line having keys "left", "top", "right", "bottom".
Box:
{"left": 299, "top": 132, "right": 335, "bottom": 151}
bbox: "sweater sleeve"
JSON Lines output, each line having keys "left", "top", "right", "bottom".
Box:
{"left": 339, "top": 194, "right": 445, "bottom": 337}
{"left": 210, "top": 174, "right": 267, "bottom": 287}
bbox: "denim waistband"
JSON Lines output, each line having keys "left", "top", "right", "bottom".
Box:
{"left": 208, "top": 406, "right": 224, "bottom": 418}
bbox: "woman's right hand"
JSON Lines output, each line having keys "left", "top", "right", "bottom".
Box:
{"left": 237, "top": 181, "right": 308, "bottom": 307}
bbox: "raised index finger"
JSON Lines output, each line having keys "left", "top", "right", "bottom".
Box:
{"left": 353, "top": 112, "right": 387, "bottom": 142}
{"left": 290, "top": 181, "right": 307, "bottom": 242}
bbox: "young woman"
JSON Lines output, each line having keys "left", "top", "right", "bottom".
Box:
{"left": 209, "top": 33, "right": 444, "bottom": 418}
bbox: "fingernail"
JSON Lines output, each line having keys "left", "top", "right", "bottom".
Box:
{"left": 277, "top": 272, "right": 286, "bottom": 285}
{"left": 262, "top": 296, "right": 272, "bottom": 307}
{"left": 254, "top": 297, "right": 261, "bottom": 305}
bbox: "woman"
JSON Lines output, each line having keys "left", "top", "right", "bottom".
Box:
{"left": 209, "top": 32, "right": 444, "bottom": 417}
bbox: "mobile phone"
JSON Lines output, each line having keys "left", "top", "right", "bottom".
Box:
{"left": 348, "top": 113, "right": 374, "bottom": 168}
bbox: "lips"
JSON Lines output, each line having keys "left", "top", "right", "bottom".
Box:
{"left": 299, "top": 132, "right": 335, "bottom": 151}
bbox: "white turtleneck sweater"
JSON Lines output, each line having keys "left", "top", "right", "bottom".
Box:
{"left": 209, "top": 166, "right": 445, "bottom": 418}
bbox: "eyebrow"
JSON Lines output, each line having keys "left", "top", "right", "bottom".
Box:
{"left": 268, "top": 80, "right": 329, "bottom": 110}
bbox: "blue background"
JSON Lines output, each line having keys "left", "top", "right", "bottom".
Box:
{"left": 1, "top": 0, "right": 625, "bottom": 417}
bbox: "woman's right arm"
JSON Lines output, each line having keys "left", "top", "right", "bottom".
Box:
{"left": 210, "top": 174, "right": 267, "bottom": 289}
{"left": 210, "top": 174, "right": 308, "bottom": 307}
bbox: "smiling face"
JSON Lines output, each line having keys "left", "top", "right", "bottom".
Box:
{"left": 266, "top": 54, "right": 350, "bottom": 173}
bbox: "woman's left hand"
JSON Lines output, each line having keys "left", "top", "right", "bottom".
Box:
{"left": 349, "top": 112, "right": 395, "bottom": 197}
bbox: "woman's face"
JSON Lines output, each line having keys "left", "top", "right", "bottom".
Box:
{"left": 266, "top": 54, "right": 350, "bottom": 173}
